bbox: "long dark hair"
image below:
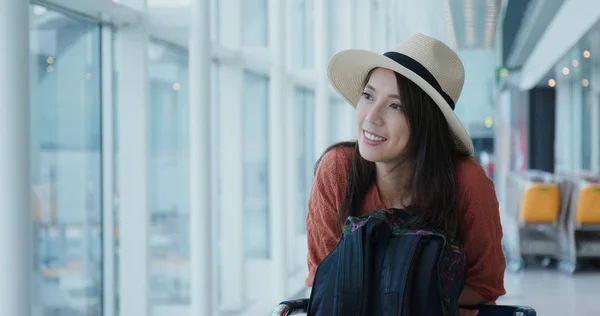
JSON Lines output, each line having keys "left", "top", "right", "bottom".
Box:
{"left": 316, "top": 69, "right": 466, "bottom": 239}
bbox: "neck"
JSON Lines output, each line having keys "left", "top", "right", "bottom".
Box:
{"left": 375, "top": 160, "right": 412, "bottom": 209}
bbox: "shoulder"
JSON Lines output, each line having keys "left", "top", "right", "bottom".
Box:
{"left": 312, "top": 144, "right": 354, "bottom": 204}
{"left": 454, "top": 156, "right": 498, "bottom": 211}
{"left": 315, "top": 145, "right": 354, "bottom": 178}
{"left": 455, "top": 156, "right": 494, "bottom": 192}
{"left": 454, "top": 156, "right": 500, "bottom": 224}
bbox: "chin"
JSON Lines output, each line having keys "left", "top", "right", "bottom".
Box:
{"left": 358, "top": 143, "right": 386, "bottom": 163}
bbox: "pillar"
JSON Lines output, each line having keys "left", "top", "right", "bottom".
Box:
{"left": 268, "top": 0, "right": 288, "bottom": 301}
{"left": 314, "top": 0, "right": 330, "bottom": 160}
{"left": 0, "top": 0, "right": 31, "bottom": 315}
{"left": 189, "top": 0, "right": 213, "bottom": 315}
{"left": 115, "top": 5, "right": 150, "bottom": 316}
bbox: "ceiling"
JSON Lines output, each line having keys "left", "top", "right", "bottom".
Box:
{"left": 446, "top": 0, "right": 503, "bottom": 49}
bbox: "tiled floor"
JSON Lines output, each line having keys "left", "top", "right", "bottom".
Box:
{"left": 498, "top": 270, "right": 600, "bottom": 315}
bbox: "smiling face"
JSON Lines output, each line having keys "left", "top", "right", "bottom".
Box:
{"left": 356, "top": 68, "right": 410, "bottom": 164}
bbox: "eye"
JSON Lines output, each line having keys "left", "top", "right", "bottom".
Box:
{"left": 361, "top": 92, "right": 373, "bottom": 100}
{"left": 390, "top": 103, "right": 403, "bottom": 111}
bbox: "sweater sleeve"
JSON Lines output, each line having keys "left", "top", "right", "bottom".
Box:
{"left": 305, "top": 148, "right": 350, "bottom": 287}
{"left": 457, "top": 158, "right": 507, "bottom": 302}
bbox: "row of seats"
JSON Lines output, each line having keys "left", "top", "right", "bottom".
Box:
{"left": 520, "top": 171, "right": 600, "bottom": 225}
{"left": 504, "top": 170, "right": 600, "bottom": 273}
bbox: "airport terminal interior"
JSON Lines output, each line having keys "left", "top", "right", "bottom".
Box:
{"left": 1, "top": 0, "right": 600, "bottom": 315}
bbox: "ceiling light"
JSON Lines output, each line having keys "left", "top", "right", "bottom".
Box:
{"left": 584, "top": 50, "right": 591, "bottom": 58}
{"left": 483, "top": 0, "right": 497, "bottom": 48}
{"left": 46, "top": 56, "right": 54, "bottom": 64}
{"left": 582, "top": 79, "right": 589, "bottom": 87}
{"left": 572, "top": 59, "right": 579, "bottom": 67}
{"left": 484, "top": 116, "right": 493, "bottom": 128}
{"left": 562, "top": 67, "right": 570, "bottom": 75}
{"left": 32, "top": 5, "right": 48, "bottom": 16}
{"left": 464, "top": 0, "right": 474, "bottom": 47}
{"left": 443, "top": 0, "right": 457, "bottom": 49}
{"left": 173, "top": 82, "right": 181, "bottom": 91}
{"left": 548, "top": 79, "right": 556, "bottom": 87}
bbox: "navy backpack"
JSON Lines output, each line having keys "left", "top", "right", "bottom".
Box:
{"left": 306, "top": 209, "right": 467, "bottom": 316}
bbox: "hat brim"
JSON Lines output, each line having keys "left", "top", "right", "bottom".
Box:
{"left": 327, "top": 49, "right": 474, "bottom": 156}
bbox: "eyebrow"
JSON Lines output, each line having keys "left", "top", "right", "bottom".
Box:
{"left": 365, "top": 84, "right": 401, "bottom": 100}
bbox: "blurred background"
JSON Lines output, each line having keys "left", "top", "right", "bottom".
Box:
{"left": 1, "top": 0, "right": 600, "bottom": 315}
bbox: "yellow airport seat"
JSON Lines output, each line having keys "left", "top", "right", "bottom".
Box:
{"left": 575, "top": 184, "right": 600, "bottom": 224}
{"left": 520, "top": 183, "right": 561, "bottom": 223}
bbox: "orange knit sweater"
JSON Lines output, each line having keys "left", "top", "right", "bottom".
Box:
{"left": 305, "top": 146, "right": 506, "bottom": 302}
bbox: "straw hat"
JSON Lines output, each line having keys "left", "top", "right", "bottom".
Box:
{"left": 327, "top": 33, "right": 474, "bottom": 156}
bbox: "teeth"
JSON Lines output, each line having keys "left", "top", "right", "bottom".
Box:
{"left": 365, "top": 131, "right": 386, "bottom": 142}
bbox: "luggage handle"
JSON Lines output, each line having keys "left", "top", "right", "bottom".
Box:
{"left": 456, "top": 304, "right": 537, "bottom": 316}
{"left": 271, "top": 299, "right": 309, "bottom": 315}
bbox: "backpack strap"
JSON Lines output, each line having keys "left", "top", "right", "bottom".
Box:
{"left": 381, "top": 234, "right": 422, "bottom": 315}
{"left": 334, "top": 225, "right": 364, "bottom": 315}
{"left": 335, "top": 217, "right": 388, "bottom": 315}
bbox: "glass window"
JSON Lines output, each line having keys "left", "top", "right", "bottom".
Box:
{"left": 294, "top": 88, "right": 315, "bottom": 234}
{"left": 384, "top": 6, "right": 392, "bottom": 47}
{"left": 329, "top": 98, "right": 355, "bottom": 145}
{"left": 582, "top": 90, "right": 592, "bottom": 170}
{"left": 241, "top": 0, "right": 268, "bottom": 47}
{"left": 580, "top": 56, "right": 592, "bottom": 170}
{"left": 566, "top": 63, "right": 587, "bottom": 171}
{"left": 327, "top": 0, "right": 344, "bottom": 58}
{"left": 371, "top": 1, "right": 383, "bottom": 52}
{"left": 292, "top": 0, "right": 314, "bottom": 69}
{"left": 147, "top": 41, "right": 191, "bottom": 307}
{"left": 30, "top": 6, "right": 103, "bottom": 315}
{"left": 242, "top": 71, "right": 270, "bottom": 258}
{"left": 329, "top": 98, "right": 346, "bottom": 144}
{"left": 211, "top": 0, "right": 219, "bottom": 42}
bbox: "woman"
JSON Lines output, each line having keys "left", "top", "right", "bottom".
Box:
{"left": 305, "top": 33, "right": 506, "bottom": 310}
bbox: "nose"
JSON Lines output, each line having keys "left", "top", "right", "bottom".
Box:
{"left": 364, "top": 103, "right": 385, "bottom": 126}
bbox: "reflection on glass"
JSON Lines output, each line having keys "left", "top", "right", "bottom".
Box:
{"left": 582, "top": 90, "right": 591, "bottom": 170}
{"left": 294, "top": 88, "right": 315, "bottom": 234}
{"left": 30, "top": 5, "right": 102, "bottom": 316}
{"left": 211, "top": 0, "right": 220, "bottom": 43}
{"left": 370, "top": 1, "right": 383, "bottom": 52}
{"left": 242, "top": 0, "right": 268, "bottom": 47}
{"left": 292, "top": 0, "right": 314, "bottom": 69}
{"left": 147, "top": 41, "right": 191, "bottom": 306}
{"left": 327, "top": 0, "right": 344, "bottom": 58}
{"left": 329, "top": 98, "right": 347, "bottom": 145}
{"left": 580, "top": 57, "right": 592, "bottom": 170}
{"left": 242, "top": 71, "right": 271, "bottom": 258}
